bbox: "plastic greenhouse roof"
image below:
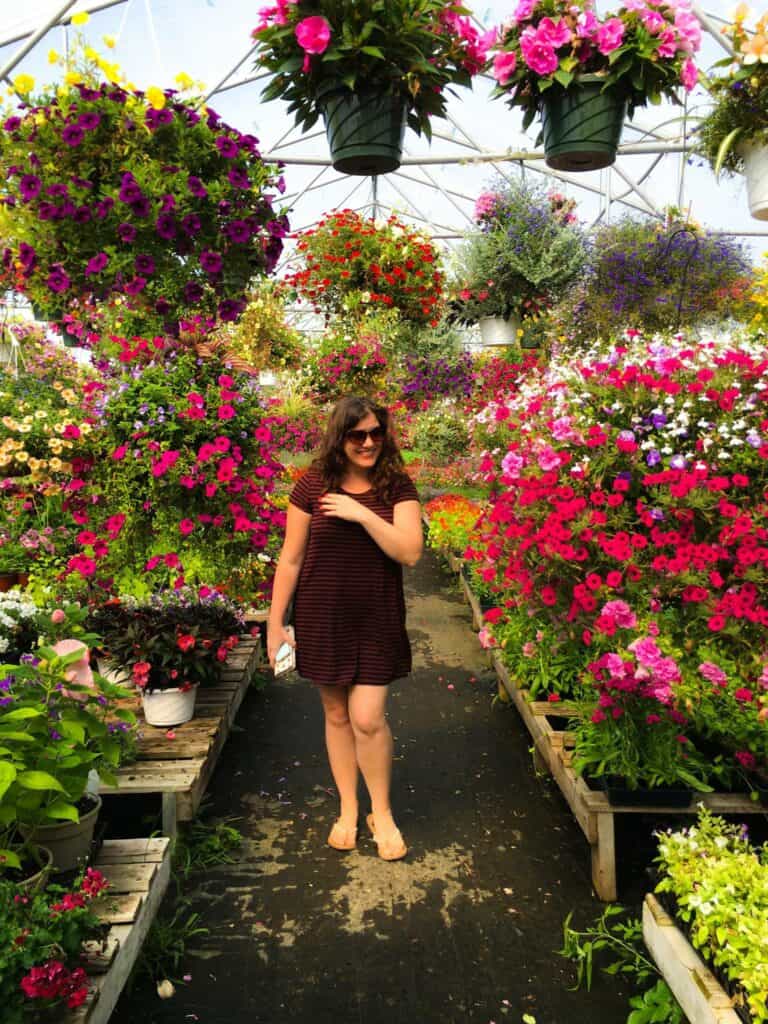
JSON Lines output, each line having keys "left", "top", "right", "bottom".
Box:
{"left": 1, "top": 0, "right": 766, "bottom": 263}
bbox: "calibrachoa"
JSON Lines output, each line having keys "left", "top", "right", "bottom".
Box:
{"left": 285, "top": 210, "right": 444, "bottom": 326}
{"left": 469, "top": 331, "right": 768, "bottom": 779}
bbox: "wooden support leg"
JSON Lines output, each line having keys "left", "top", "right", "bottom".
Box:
{"left": 532, "top": 742, "right": 548, "bottom": 775}
{"left": 590, "top": 812, "right": 617, "bottom": 902}
{"left": 496, "top": 679, "right": 511, "bottom": 704}
{"left": 161, "top": 793, "right": 178, "bottom": 839}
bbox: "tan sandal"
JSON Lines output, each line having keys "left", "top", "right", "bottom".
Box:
{"left": 366, "top": 813, "right": 408, "bottom": 861}
{"left": 327, "top": 820, "right": 357, "bottom": 851}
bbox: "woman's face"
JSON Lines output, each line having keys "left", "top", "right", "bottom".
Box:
{"left": 342, "top": 411, "right": 384, "bottom": 473}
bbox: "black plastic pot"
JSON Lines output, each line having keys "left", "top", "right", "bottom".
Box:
{"left": 601, "top": 776, "right": 692, "bottom": 808}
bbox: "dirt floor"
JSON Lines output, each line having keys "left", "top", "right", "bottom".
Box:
{"left": 110, "top": 549, "right": 643, "bottom": 1024}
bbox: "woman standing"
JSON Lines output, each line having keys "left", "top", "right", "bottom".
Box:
{"left": 267, "top": 395, "right": 423, "bottom": 860}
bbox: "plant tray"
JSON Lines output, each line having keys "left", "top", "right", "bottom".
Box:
{"left": 100, "top": 636, "right": 261, "bottom": 835}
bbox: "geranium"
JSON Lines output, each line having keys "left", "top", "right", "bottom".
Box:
{"left": 491, "top": 0, "right": 701, "bottom": 132}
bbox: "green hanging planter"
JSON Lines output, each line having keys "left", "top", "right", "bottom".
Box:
{"left": 540, "top": 75, "right": 626, "bottom": 173}
{"left": 319, "top": 89, "right": 407, "bottom": 176}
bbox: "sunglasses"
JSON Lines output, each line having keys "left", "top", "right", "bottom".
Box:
{"left": 345, "top": 426, "right": 385, "bottom": 445}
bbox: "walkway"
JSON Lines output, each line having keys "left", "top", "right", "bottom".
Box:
{"left": 112, "top": 550, "right": 631, "bottom": 1024}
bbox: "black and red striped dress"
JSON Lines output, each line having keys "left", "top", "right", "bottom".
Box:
{"left": 289, "top": 469, "right": 419, "bottom": 686}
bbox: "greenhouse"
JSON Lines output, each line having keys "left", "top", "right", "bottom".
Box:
{"left": 1, "top": 1, "right": 768, "bottom": 1022}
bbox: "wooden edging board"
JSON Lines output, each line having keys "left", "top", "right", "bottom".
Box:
{"left": 99, "top": 636, "right": 261, "bottom": 835}
{"left": 62, "top": 837, "right": 172, "bottom": 1024}
{"left": 642, "top": 894, "right": 742, "bottom": 1024}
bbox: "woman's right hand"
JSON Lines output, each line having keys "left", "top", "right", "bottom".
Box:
{"left": 266, "top": 622, "right": 296, "bottom": 669}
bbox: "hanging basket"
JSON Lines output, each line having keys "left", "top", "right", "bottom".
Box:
{"left": 540, "top": 76, "right": 626, "bottom": 173}
{"left": 142, "top": 683, "right": 199, "bottom": 727}
{"left": 319, "top": 89, "right": 407, "bottom": 176}
{"left": 741, "top": 142, "right": 768, "bottom": 221}
{"left": 478, "top": 315, "right": 521, "bottom": 347}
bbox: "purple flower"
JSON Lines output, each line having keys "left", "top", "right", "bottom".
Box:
{"left": 50, "top": 729, "right": 63, "bottom": 741}
{"left": 200, "top": 250, "right": 223, "bottom": 274}
{"left": 181, "top": 214, "right": 201, "bottom": 236}
{"left": 62, "top": 124, "right": 85, "bottom": 147}
{"left": 78, "top": 111, "right": 101, "bottom": 130}
{"left": 276, "top": 176, "right": 286, "bottom": 194}
{"left": 0, "top": 675, "right": 12, "bottom": 691}
{"left": 130, "top": 196, "right": 151, "bottom": 218}
{"left": 95, "top": 197, "right": 115, "bottom": 219}
{"left": 86, "top": 252, "right": 109, "bottom": 275}
{"left": 156, "top": 213, "right": 177, "bottom": 239}
{"left": 160, "top": 193, "right": 176, "bottom": 212}
{"left": 73, "top": 205, "right": 92, "bottom": 223}
{"left": 670, "top": 454, "right": 687, "bottom": 470}
{"left": 37, "top": 201, "right": 55, "bottom": 221}
{"left": 117, "top": 221, "right": 137, "bottom": 243}
{"left": 206, "top": 109, "right": 221, "bottom": 129}
{"left": 216, "top": 136, "right": 239, "bottom": 159}
{"left": 238, "top": 133, "right": 259, "bottom": 152}
{"left": 3, "top": 116, "right": 21, "bottom": 132}
{"left": 47, "top": 266, "right": 71, "bottom": 293}
{"left": 651, "top": 413, "right": 668, "bottom": 429}
{"left": 19, "top": 174, "right": 42, "bottom": 201}
{"left": 187, "top": 175, "right": 208, "bottom": 198}
{"left": 18, "top": 242, "right": 36, "bottom": 269}
{"left": 218, "top": 298, "right": 244, "bottom": 321}
{"left": 224, "top": 220, "right": 251, "bottom": 244}
{"left": 183, "top": 281, "right": 204, "bottom": 303}
{"left": 228, "top": 168, "right": 250, "bottom": 190}
{"left": 135, "top": 253, "right": 156, "bottom": 275}
{"left": 146, "top": 107, "right": 174, "bottom": 129}
{"left": 124, "top": 276, "right": 147, "bottom": 295}
{"left": 45, "top": 183, "right": 69, "bottom": 198}
{"left": 155, "top": 298, "right": 171, "bottom": 315}
{"left": 646, "top": 449, "right": 661, "bottom": 466}
{"left": 118, "top": 175, "right": 144, "bottom": 204}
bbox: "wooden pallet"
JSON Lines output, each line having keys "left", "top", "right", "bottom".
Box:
{"left": 642, "top": 894, "right": 742, "bottom": 1024}
{"left": 63, "top": 837, "right": 172, "bottom": 1024}
{"left": 99, "top": 636, "right": 261, "bottom": 835}
{"left": 492, "top": 654, "right": 762, "bottom": 901}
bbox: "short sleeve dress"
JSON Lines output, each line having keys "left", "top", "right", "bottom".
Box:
{"left": 288, "top": 469, "right": 420, "bottom": 686}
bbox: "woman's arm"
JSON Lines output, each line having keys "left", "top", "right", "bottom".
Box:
{"left": 266, "top": 503, "right": 311, "bottom": 666}
{"left": 318, "top": 494, "right": 423, "bottom": 567}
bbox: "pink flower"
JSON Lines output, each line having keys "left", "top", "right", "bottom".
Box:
{"left": 111, "top": 444, "right": 128, "bottom": 461}
{"left": 295, "top": 15, "right": 331, "bottom": 57}
{"left": 680, "top": 57, "right": 698, "bottom": 92}
{"left": 501, "top": 451, "right": 524, "bottom": 478}
{"left": 145, "top": 556, "right": 162, "bottom": 570}
{"left": 596, "top": 17, "right": 624, "bottom": 54}
{"left": 736, "top": 750, "right": 757, "bottom": 770}
{"left": 698, "top": 662, "right": 727, "bottom": 687}
{"left": 601, "top": 600, "right": 637, "bottom": 629}
{"left": 478, "top": 626, "right": 497, "bottom": 649}
{"left": 512, "top": 0, "right": 537, "bottom": 23}
{"left": 520, "top": 27, "right": 559, "bottom": 75}
{"left": 674, "top": 9, "right": 702, "bottom": 53}
{"left": 50, "top": 609, "right": 66, "bottom": 624}
{"left": 734, "top": 687, "right": 754, "bottom": 703}
{"left": 640, "top": 10, "right": 666, "bottom": 34}
{"left": 492, "top": 50, "right": 518, "bottom": 85}
{"left": 179, "top": 519, "right": 195, "bottom": 536}
{"left": 537, "top": 445, "right": 560, "bottom": 471}
{"left": 63, "top": 424, "right": 81, "bottom": 440}
{"left": 217, "top": 405, "right": 236, "bottom": 420}
{"left": 576, "top": 9, "right": 599, "bottom": 37}
{"left": 656, "top": 28, "right": 678, "bottom": 58}
{"left": 537, "top": 17, "right": 571, "bottom": 49}
{"left": 52, "top": 639, "right": 94, "bottom": 691}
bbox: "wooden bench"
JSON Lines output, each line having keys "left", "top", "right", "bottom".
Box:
{"left": 643, "top": 893, "right": 742, "bottom": 1024}
{"left": 492, "top": 654, "right": 761, "bottom": 901}
{"left": 100, "top": 636, "right": 261, "bottom": 835}
{"left": 64, "top": 837, "right": 172, "bottom": 1024}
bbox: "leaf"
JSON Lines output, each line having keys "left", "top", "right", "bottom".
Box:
{"left": 44, "top": 799, "right": 81, "bottom": 823}
{"left": 0, "top": 708, "right": 44, "bottom": 722}
{"left": 0, "top": 760, "right": 16, "bottom": 800}
{"left": 360, "top": 45, "right": 385, "bottom": 58}
{"left": 0, "top": 848, "right": 21, "bottom": 870}
{"left": 714, "top": 127, "right": 742, "bottom": 178}
{"left": 16, "top": 770, "right": 65, "bottom": 792}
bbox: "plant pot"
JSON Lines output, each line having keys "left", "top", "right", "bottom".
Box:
{"left": 15, "top": 571, "right": 29, "bottom": 588}
{"left": 540, "top": 76, "right": 626, "bottom": 172}
{"left": 0, "top": 572, "right": 19, "bottom": 592}
{"left": 19, "top": 795, "right": 101, "bottom": 874}
{"left": 96, "top": 657, "right": 133, "bottom": 688}
{"left": 601, "top": 776, "right": 691, "bottom": 808}
{"left": 0, "top": 340, "right": 15, "bottom": 367}
{"left": 320, "top": 89, "right": 407, "bottom": 176}
{"left": 141, "top": 683, "right": 198, "bottom": 727}
{"left": 14, "top": 845, "right": 54, "bottom": 893}
{"left": 741, "top": 142, "right": 768, "bottom": 221}
{"left": 478, "top": 315, "right": 521, "bottom": 347}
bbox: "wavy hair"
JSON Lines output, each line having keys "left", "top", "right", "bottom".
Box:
{"left": 311, "top": 395, "right": 405, "bottom": 503}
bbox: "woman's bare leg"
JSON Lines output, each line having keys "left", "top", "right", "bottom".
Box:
{"left": 347, "top": 684, "right": 398, "bottom": 837}
{"left": 317, "top": 685, "right": 359, "bottom": 829}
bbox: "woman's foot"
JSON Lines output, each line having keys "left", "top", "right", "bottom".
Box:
{"left": 327, "top": 819, "right": 358, "bottom": 851}
{"left": 366, "top": 812, "right": 407, "bottom": 861}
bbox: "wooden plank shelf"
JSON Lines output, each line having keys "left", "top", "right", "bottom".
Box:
{"left": 62, "top": 837, "right": 172, "bottom": 1024}
{"left": 642, "top": 894, "right": 742, "bottom": 1024}
{"left": 99, "top": 636, "right": 261, "bottom": 835}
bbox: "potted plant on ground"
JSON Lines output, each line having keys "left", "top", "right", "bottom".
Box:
{"left": 490, "top": 0, "right": 701, "bottom": 171}
{"left": 447, "top": 180, "right": 588, "bottom": 345}
{"left": 251, "top": 0, "right": 492, "bottom": 175}
{"left": 0, "top": 589, "right": 38, "bottom": 661}
{"left": 697, "top": 5, "right": 768, "bottom": 219}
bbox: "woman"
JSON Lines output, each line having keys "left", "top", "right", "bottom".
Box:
{"left": 267, "top": 395, "right": 423, "bottom": 861}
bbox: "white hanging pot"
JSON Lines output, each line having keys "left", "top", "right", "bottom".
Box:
{"left": 478, "top": 315, "right": 521, "bottom": 347}
{"left": 141, "top": 684, "right": 198, "bottom": 727}
{"left": 742, "top": 142, "right": 768, "bottom": 221}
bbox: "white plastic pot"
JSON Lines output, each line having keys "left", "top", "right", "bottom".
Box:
{"left": 478, "top": 315, "right": 521, "bottom": 347}
{"left": 742, "top": 143, "right": 768, "bottom": 221}
{"left": 96, "top": 657, "right": 133, "bottom": 687}
{"left": 141, "top": 684, "right": 198, "bottom": 727}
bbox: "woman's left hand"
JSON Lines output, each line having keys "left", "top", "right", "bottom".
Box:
{"left": 319, "top": 492, "right": 368, "bottom": 524}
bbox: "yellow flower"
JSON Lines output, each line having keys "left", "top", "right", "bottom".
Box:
{"left": 85, "top": 47, "right": 100, "bottom": 62}
{"left": 49, "top": 457, "right": 63, "bottom": 472}
{"left": 741, "top": 31, "right": 768, "bottom": 63}
{"left": 729, "top": 1, "right": 751, "bottom": 22}
{"left": 71, "top": 10, "right": 90, "bottom": 25}
{"left": 103, "top": 34, "right": 117, "bottom": 49}
{"left": 64, "top": 70, "right": 82, "bottom": 86}
{"left": 174, "top": 71, "right": 195, "bottom": 91}
{"left": 28, "top": 457, "right": 43, "bottom": 472}
{"left": 13, "top": 73, "right": 35, "bottom": 95}
{"left": 79, "top": 422, "right": 92, "bottom": 435}
{"left": 34, "top": 410, "right": 47, "bottom": 420}
{"left": 146, "top": 85, "right": 166, "bottom": 110}
{"left": 15, "top": 450, "right": 28, "bottom": 463}
{"left": 62, "top": 389, "right": 77, "bottom": 404}
{"left": 48, "top": 49, "right": 60, "bottom": 64}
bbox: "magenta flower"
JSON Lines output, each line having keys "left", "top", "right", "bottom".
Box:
{"left": 155, "top": 213, "right": 177, "bottom": 239}
{"left": 537, "top": 17, "right": 571, "bottom": 49}
{"left": 78, "top": 111, "right": 101, "bottom": 130}
{"left": 183, "top": 281, "right": 204, "bottom": 303}
{"left": 520, "top": 27, "right": 558, "bottom": 75}
{"left": 187, "top": 175, "right": 208, "bottom": 198}
{"left": 512, "top": 0, "right": 537, "bottom": 22}
{"left": 698, "top": 662, "right": 727, "bottom": 687}
{"left": 181, "top": 214, "right": 202, "bottom": 235}
{"left": 124, "top": 276, "right": 147, "bottom": 295}
{"left": 492, "top": 51, "right": 517, "bottom": 86}
{"left": 596, "top": 17, "right": 624, "bottom": 55}
{"left": 680, "top": 57, "right": 698, "bottom": 92}
{"left": 674, "top": 9, "right": 701, "bottom": 53}
{"left": 224, "top": 220, "right": 251, "bottom": 244}
{"left": 200, "top": 250, "right": 223, "bottom": 274}
{"left": 62, "top": 124, "right": 85, "bottom": 146}
{"left": 218, "top": 298, "right": 244, "bottom": 321}
{"left": 19, "top": 174, "right": 42, "bottom": 201}
{"left": 215, "top": 136, "right": 239, "bottom": 159}
{"left": 179, "top": 519, "right": 196, "bottom": 536}
{"left": 295, "top": 15, "right": 331, "bottom": 56}
{"left": 135, "top": 253, "right": 156, "bottom": 275}
{"left": 117, "top": 222, "right": 137, "bottom": 243}
{"left": 86, "top": 252, "right": 109, "bottom": 276}
{"left": 228, "top": 168, "right": 250, "bottom": 189}
{"left": 47, "top": 266, "right": 71, "bottom": 293}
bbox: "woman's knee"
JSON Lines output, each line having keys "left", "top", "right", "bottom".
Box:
{"left": 350, "top": 709, "right": 386, "bottom": 738}
{"left": 319, "top": 687, "right": 351, "bottom": 728}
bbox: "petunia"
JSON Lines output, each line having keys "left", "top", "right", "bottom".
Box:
{"left": 86, "top": 252, "right": 109, "bottom": 275}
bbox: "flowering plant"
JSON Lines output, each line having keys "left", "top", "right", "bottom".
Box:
{"left": 0, "top": 590, "right": 38, "bottom": 661}
{"left": 448, "top": 180, "right": 588, "bottom": 325}
{"left": 0, "top": 45, "right": 288, "bottom": 336}
{"left": 286, "top": 209, "right": 444, "bottom": 326}
{"left": 490, "top": 0, "right": 701, "bottom": 131}
{"left": 398, "top": 351, "right": 474, "bottom": 407}
{"left": 424, "top": 494, "right": 484, "bottom": 556}
{"left": 469, "top": 331, "right": 768, "bottom": 783}
{"left": 212, "top": 280, "right": 305, "bottom": 372}
{"left": 304, "top": 337, "right": 388, "bottom": 402}
{"left": 697, "top": 5, "right": 768, "bottom": 176}
{"left": 252, "top": 0, "right": 491, "bottom": 138}
{"left": 0, "top": 867, "right": 109, "bottom": 1021}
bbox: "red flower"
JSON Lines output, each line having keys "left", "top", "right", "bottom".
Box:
{"left": 177, "top": 634, "right": 196, "bottom": 652}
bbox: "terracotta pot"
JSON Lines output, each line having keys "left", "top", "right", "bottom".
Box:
{"left": 0, "top": 572, "right": 19, "bottom": 592}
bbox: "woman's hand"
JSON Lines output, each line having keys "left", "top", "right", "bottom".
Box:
{"left": 266, "top": 622, "right": 296, "bottom": 669}
{"left": 318, "top": 492, "right": 369, "bottom": 524}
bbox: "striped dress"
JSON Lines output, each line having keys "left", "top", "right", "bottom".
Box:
{"left": 289, "top": 469, "right": 419, "bottom": 686}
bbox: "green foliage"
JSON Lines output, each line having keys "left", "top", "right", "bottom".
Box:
{"left": 410, "top": 400, "right": 470, "bottom": 463}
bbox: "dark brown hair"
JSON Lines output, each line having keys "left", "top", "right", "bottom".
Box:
{"left": 311, "top": 395, "right": 405, "bottom": 502}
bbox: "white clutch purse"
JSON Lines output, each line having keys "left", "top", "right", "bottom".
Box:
{"left": 274, "top": 626, "right": 296, "bottom": 677}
